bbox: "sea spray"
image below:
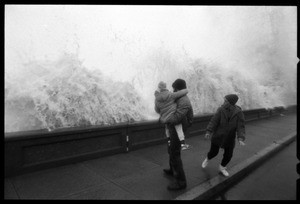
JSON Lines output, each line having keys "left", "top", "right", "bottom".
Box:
{"left": 4, "top": 50, "right": 296, "bottom": 132}
{"left": 5, "top": 54, "right": 150, "bottom": 132}
{"left": 5, "top": 6, "right": 297, "bottom": 132}
{"left": 181, "top": 59, "right": 286, "bottom": 114}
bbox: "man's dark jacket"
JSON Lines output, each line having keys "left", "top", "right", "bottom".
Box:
{"left": 168, "top": 94, "right": 194, "bottom": 132}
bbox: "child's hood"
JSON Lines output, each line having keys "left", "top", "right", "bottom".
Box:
{"left": 155, "top": 89, "right": 172, "bottom": 102}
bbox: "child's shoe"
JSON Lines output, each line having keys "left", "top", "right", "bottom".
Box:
{"left": 181, "top": 143, "right": 190, "bottom": 150}
{"left": 180, "top": 140, "right": 190, "bottom": 150}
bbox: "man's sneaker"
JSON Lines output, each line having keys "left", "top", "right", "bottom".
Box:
{"left": 219, "top": 165, "right": 229, "bottom": 177}
{"left": 201, "top": 157, "right": 209, "bottom": 168}
{"left": 167, "top": 182, "right": 187, "bottom": 191}
{"left": 181, "top": 144, "right": 190, "bottom": 150}
{"left": 163, "top": 168, "right": 173, "bottom": 176}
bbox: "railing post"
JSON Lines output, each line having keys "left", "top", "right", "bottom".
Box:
{"left": 126, "top": 135, "right": 129, "bottom": 152}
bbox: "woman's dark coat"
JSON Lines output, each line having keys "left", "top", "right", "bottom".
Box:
{"left": 206, "top": 103, "right": 246, "bottom": 148}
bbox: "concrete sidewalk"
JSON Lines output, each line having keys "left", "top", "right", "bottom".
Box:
{"left": 4, "top": 112, "right": 297, "bottom": 200}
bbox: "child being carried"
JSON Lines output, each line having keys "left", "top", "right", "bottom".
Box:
{"left": 154, "top": 81, "right": 190, "bottom": 150}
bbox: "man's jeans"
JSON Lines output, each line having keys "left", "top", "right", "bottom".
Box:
{"left": 167, "top": 124, "right": 187, "bottom": 186}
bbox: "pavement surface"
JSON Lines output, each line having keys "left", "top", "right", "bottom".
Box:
{"left": 4, "top": 112, "right": 297, "bottom": 200}
{"left": 213, "top": 140, "right": 298, "bottom": 200}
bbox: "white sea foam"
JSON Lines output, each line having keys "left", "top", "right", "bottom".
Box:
{"left": 4, "top": 5, "right": 297, "bottom": 132}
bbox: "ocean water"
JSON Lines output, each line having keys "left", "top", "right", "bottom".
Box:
{"left": 4, "top": 6, "right": 297, "bottom": 132}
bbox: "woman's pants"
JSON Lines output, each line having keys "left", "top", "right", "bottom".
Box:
{"left": 207, "top": 142, "right": 234, "bottom": 167}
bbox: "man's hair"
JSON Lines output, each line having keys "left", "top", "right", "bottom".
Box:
{"left": 172, "top": 79, "right": 187, "bottom": 90}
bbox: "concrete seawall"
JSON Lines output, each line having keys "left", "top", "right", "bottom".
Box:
{"left": 4, "top": 105, "right": 294, "bottom": 177}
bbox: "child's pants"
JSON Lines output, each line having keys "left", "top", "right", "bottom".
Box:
{"left": 165, "top": 124, "right": 185, "bottom": 141}
{"left": 207, "top": 142, "right": 234, "bottom": 167}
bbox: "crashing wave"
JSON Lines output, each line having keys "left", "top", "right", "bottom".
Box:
{"left": 4, "top": 52, "right": 296, "bottom": 133}
{"left": 5, "top": 54, "right": 149, "bottom": 132}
